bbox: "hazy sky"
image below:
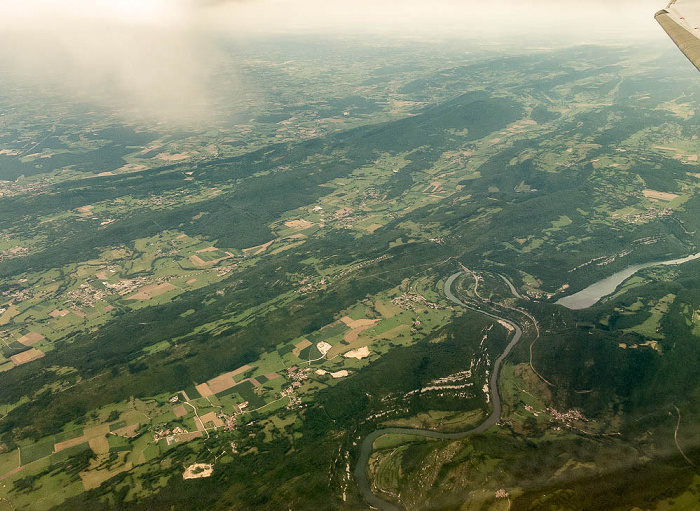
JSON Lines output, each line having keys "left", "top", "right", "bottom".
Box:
{"left": 209, "top": 0, "right": 666, "bottom": 38}
{"left": 0, "top": 0, "right": 668, "bottom": 35}
{"left": 0, "top": 0, "right": 672, "bottom": 125}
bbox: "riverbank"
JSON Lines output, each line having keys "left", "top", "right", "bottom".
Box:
{"left": 556, "top": 252, "right": 700, "bottom": 310}
{"left": 354, "top": 271, "right": 524, "bottom": 510}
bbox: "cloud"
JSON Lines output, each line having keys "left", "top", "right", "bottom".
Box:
{"left": 0, "top": 0, "right": 669, "bottom": 126}
{"left": 0, "top": 0, "right": 237, "bottom": 126}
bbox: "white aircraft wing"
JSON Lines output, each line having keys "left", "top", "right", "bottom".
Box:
{"left": 656, "top": 1, "right": 700, "bottom": 71}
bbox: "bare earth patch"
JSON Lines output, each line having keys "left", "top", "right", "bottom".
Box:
{"left": 49, "top": 309, "right": 70, "bottom": 318}
{"left": 243, "top": 240, "right": 275, "bottom": 257}
{"left": 340, "top": 316, "right": 377, "bottom": 329}
{"left": 76, "top": 205, "right": 94, "bottom": 217}
{"left": 199, "top": 412, "right": 224, "bottom": 428}
{"left": 195, "top": 382, "right": 214, "bottom": 398}
{"left": 643, "top": 189, "right": 679, "bottom": 201}
{"left": 331, "top": 370, "right": 349, "bottom": 379}
{"left": 342, "top": 319, "right": 379, "bottom": 344}
{"left": 126, "top": 282, "right": 177, "bottom": 300}
{"left": 173, "top": 405, "right": 187, "bottom": 418}
{"left": 189, "top": 250, "right": 234, "bottom": 267}
{"left": 183, "top": 463, "right": 213, "bottom": 480}
{"left": 206, "top": 374, "right": 236, "bottom": 394}
{"left": 190, "top": 255, "right": 207, "bottom": 266}
{"left": 344, "top": 346, "right": 370, "bottom": 360}
{"left": 231, "top": 364, "right": 252, "bottom": 378}
{"left": 423, "top": 181, "right": 443, "bottom": 193}
{"left": 11, "top": 348, "right": 44, "bottom": 366}
{"left": 316, "top": 342, "right": 332, "bottom": 356}
{"left": 293, "top": 339, "right": 312, "bottom": 357}
{"left": 270, "top": 240, "right": 306, "bottom": 255}
{"left": 155, "top": 152, "right": 190, "bottom": 162}
{"left": 117, "top": 163, "right": 147, "bottom": 173}
{"left": 17, "top": 332, "right": 44, "bottom": 346}
{"left": 327, "top": 336, "right": 374, "bottom": 359}
{"left": 111, "top": 424, "right": 139, "bottom": 438}
{"left": 284, "top": 219, "right": 314, "bottom": 230}
{"left": 179, "top": 431, "right": 204, "bottom": 442}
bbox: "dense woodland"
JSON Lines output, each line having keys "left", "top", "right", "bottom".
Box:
{"left": 2, "top": 41, "right": 700, "bottom": 510}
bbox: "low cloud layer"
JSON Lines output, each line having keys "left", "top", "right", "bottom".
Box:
{"left": 0, "top": 0, "right": 232, "bottom": 126}
{"left": 0, "top": 0, "right": 669, "bottom": 126}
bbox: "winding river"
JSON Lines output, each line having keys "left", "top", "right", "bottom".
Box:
{"left": 353, "top": 272, "right": 523, "bottom": 510}
{"left": 354, "top": 255, "right": 700, "bottom": 506}
{"left": 556, "top": 252, "right": 700, "bottom": 310}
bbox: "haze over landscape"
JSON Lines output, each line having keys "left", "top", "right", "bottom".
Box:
{"left": 0, "top": 0, "right": 676, "bottom": 124}
{"left": 2, "top": 1, "right": 700, "bottom": 510}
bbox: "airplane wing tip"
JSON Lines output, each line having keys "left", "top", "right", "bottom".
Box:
{"left": 655, "top": 4, "right": 700, "bottom": 72}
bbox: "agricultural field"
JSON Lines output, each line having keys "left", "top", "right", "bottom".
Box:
{"left": 2, "top": 35, "right": 700, "bottom": 511}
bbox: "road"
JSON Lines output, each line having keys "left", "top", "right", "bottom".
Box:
{"left": 673, "top": 405, "right": 695, "bottom": 467}
{"left": 354, "top": 271, "right": 524, "bottom": 510}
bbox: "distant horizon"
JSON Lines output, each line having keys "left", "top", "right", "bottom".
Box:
{"left": 0, "top": 0, "right": 670, "bottom": 38}
{"left": 0, "top": 0, "right": 678, "bottom": 125}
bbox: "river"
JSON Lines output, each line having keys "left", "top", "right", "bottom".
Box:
{"left": 353, "top": 271, "right": 523, "bottom": 510}
{"left": 556, "top": 252, "right": 700, "bottom": 310}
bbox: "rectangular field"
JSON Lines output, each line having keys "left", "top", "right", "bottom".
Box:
{"left": 11, "top": 348, "right": 44, "bottom": 366}
{"left": 20, "top": 438, "right": 55, "bottom": 465}
{"left": 17, "top": 332, "right": 44, "bottom": 346}
{"left": 126, "top": 283, "right": 177, "bottom": 300}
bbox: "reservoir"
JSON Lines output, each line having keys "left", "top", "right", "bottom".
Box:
{"left": 556, "top": 252, "right": 700, "bottom": 310}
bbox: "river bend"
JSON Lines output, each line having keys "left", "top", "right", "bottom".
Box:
{"left": 353, "top": 271, "right": 523, "bottom": 510}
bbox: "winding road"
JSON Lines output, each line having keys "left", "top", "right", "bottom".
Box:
{"left": 354, "top": 271, "right": 525, "bottom": 510}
